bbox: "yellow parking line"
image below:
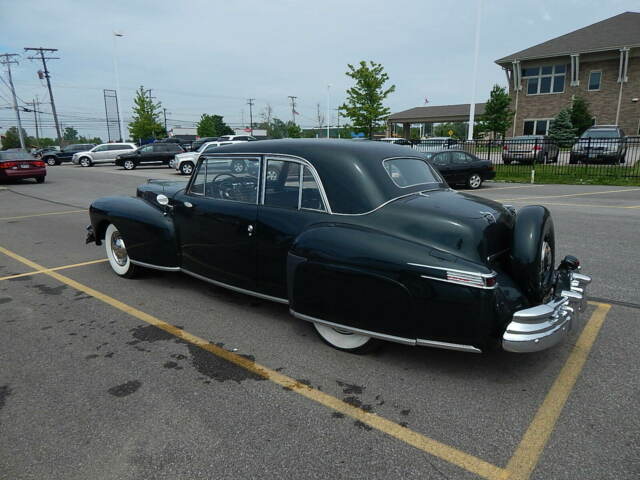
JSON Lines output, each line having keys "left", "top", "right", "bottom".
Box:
{"left": 0, "top": 258, "right": 107, "bottom": 281}
{"left": 505, "top": 302, "right": 611, "bottom": 480}
{"left": 485, "top": 185, "right": 546, "bottom": 191}
{"left": 507, "top": 201, "right": 640, "bottom": 210}
{"left": 495, "top": 188, "right": 640, "bottom": 203}
{"left": 0, "top": 209, "right": 86, "bottom": 221}
{"left": 0, "top": 244, "right": 507, "bottom": 480}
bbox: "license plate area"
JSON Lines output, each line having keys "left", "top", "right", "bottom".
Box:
{"left": 20, "top": 164, "right": 31, "bottom": 169}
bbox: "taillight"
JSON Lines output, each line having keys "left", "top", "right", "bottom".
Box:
{"left": 34, "top": 161, "right": 46, "bottom": 167}
{"left": 532, "top": 145, "right": 542, "bottom": 151}
{"left": 0, "top": 161, "right": 18, "bottom": 168}
{"left": 503, "top": 145, "right": 508, "bottom": 151}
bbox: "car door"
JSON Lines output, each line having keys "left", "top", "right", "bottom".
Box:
{"left": 449, "top": 151, "right": 474, "bottom": 184}
{"left": 431, "top": 152, "right": 453, "bottom": 183}
{"left": 173, "top": 156, "right": 260, "bottom": 291}
{"left": 91, "top": 145, "right": 110, "bottom": 163}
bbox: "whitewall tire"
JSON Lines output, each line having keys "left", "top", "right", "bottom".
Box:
{"left": 105, "top": 224, "right": 137, "bottom": 278}
{"left": 313, "top": 323, "right": 379, "bottom": 353}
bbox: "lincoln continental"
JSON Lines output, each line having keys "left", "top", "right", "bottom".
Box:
{"left": 86, "top": 139, "right": 590, "bottom": 354}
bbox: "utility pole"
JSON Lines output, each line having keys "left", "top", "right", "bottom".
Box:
{"left": 288, "top": 95, "right": 297, "bottom": 125}
{"left": 246, "top": 98, "right": 254, "bottom": 135}
{"left": 163, "top": 108, "right": 168, "bottom": 133}
{"left": 334, "top": 108, "right": 341, "bottom": 137}
{"left": 0, "top": 53, "right": 26, "bottom": 149}
{"left": 26, "top": 99, "right": 40, "bottom": 146}
{"left": 327, "top": 84, "right": 331, "bottom": 139}
{"left": 25, "top": 47, "right": 62, "bottom": 146}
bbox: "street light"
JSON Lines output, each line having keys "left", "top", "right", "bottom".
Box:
{"left": 327, "top": 83, "right": 331, "bottom": 139}
{"left": 113, "top": 31, "right": 125, "bottom": 142}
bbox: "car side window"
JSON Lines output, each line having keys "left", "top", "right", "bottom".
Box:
{"left": 193, "top": 157, "right": 259, "bottom": 203}
{"left": 203, "top": 145, "right": 218, "bottom": 153}
{"left": 264, "top": 160, "right": 301, "bottom": 209}
{"left": 139, "top": 145, "right": 153, "bottom": 153}
{"left": 153, "top": 144, "right": 166, "bottom": 152}
{"left": 433, "top": 153, "right": 450, "bottom": 166}
{"left": 93, "top": 145, "right": 107, "bottom": 152}
{"left": 451, "top": 152, "right": 471, "bottom": 164}
{"left": 301, "top": 166, "right": 326, "bottom": 212}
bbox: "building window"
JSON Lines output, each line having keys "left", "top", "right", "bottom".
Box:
{"left": 522, "top": 65, "right": 566, "bottom": 95}
{"left": 523, "top": 119, "right": 551, "bottom": 135}
{"left": 588, "top": 71, "right": 602, "bottom": 91}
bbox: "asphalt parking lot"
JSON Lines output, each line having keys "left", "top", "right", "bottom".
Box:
{"left": 1, "top": 164, "right": 639, "bottom": 479}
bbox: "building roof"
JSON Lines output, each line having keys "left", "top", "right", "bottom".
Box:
{"left": 496, "top": 11, "right": 640, "bottom": 64}
{"left": 388, "top": 103, "right": 486, "bottom": 123}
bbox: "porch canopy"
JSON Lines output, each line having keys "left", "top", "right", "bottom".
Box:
{"left": 387, "top": 103, "right": 486, "bottom": 138}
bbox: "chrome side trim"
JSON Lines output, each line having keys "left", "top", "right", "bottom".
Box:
{"left": 290, "top": 309, "right": 417, "bottom": 345}
{"left": 181, "top": 268, "right": 289, "bottom": 305}
{"left": 130, "top": 260, "right": 180, "bottom": 271}
{"left": 408, "top": 263, "right": 496, "bottom": 278}
{"left": 416, "top": 338, "right": 482, "bottom": 353}
{"left": 291, "top": 309, "right": 482, "bottom": 353}
{"left": 419, "top": 274, "right": 497, "bottom": 290}
{"left": 329, "top": 190, "right": 425, "bottom": 217}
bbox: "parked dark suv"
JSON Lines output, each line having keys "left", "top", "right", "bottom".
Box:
{"left": 115, "top": 143, "right": 184, "bottom": 170}
{"left": 41, "top": 143, "right": 96, "bottom": 166}
{"left": 570, "top": 126, "right": 627, "bottom": 164}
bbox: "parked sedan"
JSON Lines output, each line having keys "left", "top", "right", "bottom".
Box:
{"left": 422, "top": 150, "right": 495, "bottom": 189}
{"left": 115, "top": 143, "right": 184, "bottom": 170}
{"left": 570, "top": 125, "right": 627, "bottom": 164}
{"left": 502, "top": 135, "right": 559, "bottom": 164}
{"left": 0, "top": 150, "right": 46, "bottom": 183}
{"left": 87, "top": 139, "right": 589, "bottom": 355}
{"left": 41, "top": 143, "right": 96, "bottom": 166}
{"left": 72, "top": 143, "right": 137, "bottom": 167}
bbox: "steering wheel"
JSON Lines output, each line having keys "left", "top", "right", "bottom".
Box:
{"left": 212, "top": 173, "right": 237, "bottom": 182}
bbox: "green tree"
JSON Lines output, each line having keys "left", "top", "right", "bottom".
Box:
{"left": 128, "top": 86, "right": 165, "bottom": 142}
{"left": 63, "top": 126, "right": 78, "bottom": 142}
{"left": 548, "top": 108, "right": 576, "bottom": 146}
{"left": 286, "top": 122, "right": 302, "bottom": 138}
{"left": 197, "top": 114, "right": 233, "bottom": 137}
{"left": 339, "top": 60, "right": 396, "bottom": 139}
{"left": 433, "top": 122, "right": 467, "bottom": 139}
{"left": 1, "top": 127, "right": 28, "bottom": 150}
{"left": 570, "top": 96, "right": 592, "bottom": 136}
{"left": 478, "top": 84, "right": 513, "bottom": 139}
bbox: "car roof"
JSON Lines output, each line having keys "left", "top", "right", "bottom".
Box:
{"left": 206, "top": 139, "right": 433, "bottom": 214}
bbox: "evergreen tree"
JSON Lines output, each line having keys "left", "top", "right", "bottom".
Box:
{"left": 128, "top": 86, "right": 165, "bottom": 142}
{"left": 548, "top": 108, "right": 576, "bottom": 146}
{"left": 339, "top": 61, "right": 396, "bottom": 139}
{"left": 1, "top": 127, "right": 28, "bottom": 150}
{"left": 478, "top": 84, "right": 513, "bottom": 139}
{"left": 570, "top": 96, "right": 593, "bottom": 135}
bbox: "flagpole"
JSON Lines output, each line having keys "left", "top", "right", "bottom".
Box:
{"left": 468, "top": 0, "right": 482, "bottom": 140}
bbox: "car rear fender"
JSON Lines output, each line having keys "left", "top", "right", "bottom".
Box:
{"left": 89, "top": 196, "right": 179, "bottom": 268}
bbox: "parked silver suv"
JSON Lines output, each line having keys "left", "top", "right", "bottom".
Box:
{"left": 570, "top": 126, "right": 627, "bottom": 164}
{"left": 72, "top": 143, "right": 137, "bottom": 167}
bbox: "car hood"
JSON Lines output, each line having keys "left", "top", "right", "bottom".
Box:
{"left": 136, "top": 179, "right": 188, "bottom": 203}
{"left": 368, "top": 189, "right": 514, "bottom": 266}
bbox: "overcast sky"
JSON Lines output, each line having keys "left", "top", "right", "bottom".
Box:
{"left": 1, "top": 0, "right": 638, "bottom": 140}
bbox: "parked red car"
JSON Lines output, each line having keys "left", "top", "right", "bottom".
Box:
{"left": 0, "top": 150, "right": 46, "bottom": 183}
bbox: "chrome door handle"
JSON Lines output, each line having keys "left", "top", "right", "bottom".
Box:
{"left": 183, "top": 201, "right": 193, "bottom": 208}
{"left": 247, "top": 224, "right": 254, "bottom": 236}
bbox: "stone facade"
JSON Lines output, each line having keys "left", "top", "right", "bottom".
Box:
{"left": 506, "top": 50, "right": 640, "bottom": 136}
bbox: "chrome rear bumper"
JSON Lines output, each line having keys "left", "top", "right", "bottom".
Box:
{"left": 502, "top": 272, "right": 591, "bottom": 353}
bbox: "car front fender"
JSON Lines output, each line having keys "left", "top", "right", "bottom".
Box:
{"left": 89, "top": 196, "right": 179, "bottom": 268}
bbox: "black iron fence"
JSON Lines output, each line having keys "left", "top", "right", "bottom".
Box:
{"left": 380, "top": 137, "right": 640, "bottom": 181}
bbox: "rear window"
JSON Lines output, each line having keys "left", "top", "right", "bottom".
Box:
{"left": 0, "top": 151, "right": 36, "bottom": 160}
{"left": 581, "top": 129, "right": 620, "bottom": 139}
{"left": 383, "top": 158, "right": 442, "bottom": 188}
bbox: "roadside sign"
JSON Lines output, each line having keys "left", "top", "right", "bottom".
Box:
{"left": 448, "top": 130, "right": 454, "bottom": 136}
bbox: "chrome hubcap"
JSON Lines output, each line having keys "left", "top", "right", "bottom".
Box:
{"left": 470, "top": 175, "right": 481, "bottom": 188}
{"left": 232, "top": 162, "right": 244, "bottom": 173}
{"left": 540, "top": 240, "right": 552, "bottom": 286}
{"left": 266, "top": 169, "right": 278, "bottom": 181}
{"left": 182, "top": 164, "right": 193, "bottom": 174}
{"left": 124, "top": 161, "right": 134, "bottom": 169}
{"left": 111, "top": 232, "right": 128, "bottom": 266}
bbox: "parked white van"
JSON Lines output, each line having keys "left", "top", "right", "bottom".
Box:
{"left": 72, "top": 143, "right": 137, "bottom": 167}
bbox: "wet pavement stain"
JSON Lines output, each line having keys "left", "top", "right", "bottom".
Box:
{"left": 296, "top": 378, "right": 312, "bottom": 387}
{"left": 163, "top": 361, "right": 183, "bottom": 370}
{"left": 186, "top": 344, "right": 265, "bottom": 383}
{"left": 332, "top": 412, "right": 345, "bottom": 419}
{"left": 400, "top": 409, "right": 411, "bottom": 416}
{"left": 0, "top": 297, "right": 12, "bottom": 304}
{"left": 353, "top": 420, "right": 373, "bottom": 431}
{"left": 343, "top": 396, "right": 373, "bottom": 412}
{"left": 8, "top": 276, "right": 29, "bottom": 282}
{"left": 104, "top": 352, "right": 114, "bottom": 358}
{"left": 33, "top": 284, "right": 67, "bottom": 295}
{"left": 41, "top": 326, "right": 52, "bottom": 330}
{"left": 85, "top": 354, "right": 99, "bottom": 360}
{"left": 0, "top": 385, "right": 11, "bottom": 411}
{"left": 399, "top": 421, "right": 409, "bottom": 428}
{"left": 129, "top": 324, "right": 178, "bottom": 344}
{"left": 336, "top": 380, "right": 364, "bottom": 395}
{"left": 108, "top": 380, "right": 141, "bottom": 397}
{"left": 171, "top": 354, "right": 187, "bottom": 360}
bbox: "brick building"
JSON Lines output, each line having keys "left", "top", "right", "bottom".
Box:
{"left": 495, "top": 12, "right": 640, "bottom": 137}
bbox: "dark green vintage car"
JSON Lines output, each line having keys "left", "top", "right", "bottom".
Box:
{"left": 86, "top": 139, "right": 590, "bottom": 354}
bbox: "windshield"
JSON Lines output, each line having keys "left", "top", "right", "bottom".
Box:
{"left": 383, "top": 158, "right": 442, "bottom": 188}
{"left": 581, "top": 130, "right": 620, "bottom": 139}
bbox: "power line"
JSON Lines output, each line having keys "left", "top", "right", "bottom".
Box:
{"left": 0, "top": 53, "right": 26, "bottom": 149}
{"left": 25, "top": 47, "right": 62, "bottom": 146}
{"left": 246, "top": 98, "right": 254, "bottom": 135}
